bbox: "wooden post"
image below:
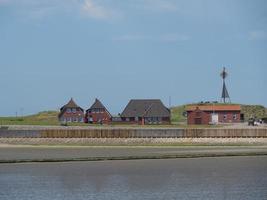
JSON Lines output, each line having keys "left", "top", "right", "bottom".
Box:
{"left": 141, "top": 118, "right": 145, "bottom": 125}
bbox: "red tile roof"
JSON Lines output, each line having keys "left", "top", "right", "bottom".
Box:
{"left": 186, "top": 104, "right": 241, "bottom": 112}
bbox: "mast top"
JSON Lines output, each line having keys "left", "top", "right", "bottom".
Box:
{"left": 220, "top": 67, "right": 228, "bottom": 80}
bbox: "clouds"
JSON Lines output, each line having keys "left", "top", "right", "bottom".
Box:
{"left": 2, "top": 0, "right": 179, "bottom": 21}
{"left": 82, "top": 0, "right": 109, "bottom": 19}
{"left": 81, "top": 0, "right": 119, "bottom": 20}
{"left": 2, "top": 0, "right": 118, "bottom": 21}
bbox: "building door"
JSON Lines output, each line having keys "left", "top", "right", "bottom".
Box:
{"left": 240, "top": 114, "right": 244, "bottom": 122}
{"left": 211, "top": 113, "right": 219, "bottom": 124}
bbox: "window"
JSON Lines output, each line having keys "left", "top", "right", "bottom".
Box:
{"left": 233, "top": 114, "right": 237, "bottom": 120}
{"left": 223, "top": 114, "right": 227, "bottom": 120}
{"left": 72, "top": 108, "right": 76, "bottom": 113}
{"left": 67, "top": 108, "right": 71, "bottom": 113}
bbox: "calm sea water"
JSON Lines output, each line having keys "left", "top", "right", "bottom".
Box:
{"left": 0, "top": 156, "right": 267, "bottom": 200}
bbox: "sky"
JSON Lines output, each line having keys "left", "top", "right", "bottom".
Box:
{"left": 0, "top": 0, "right": 266, "bottom": 116}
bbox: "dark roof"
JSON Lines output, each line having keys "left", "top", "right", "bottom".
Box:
{"left": 89, "top": 98, "right": 106, "bottom": 110}
{"left": 87, "top": 98, "right": 112, "bottom": 117}
{"left": 60, "top": 98, "right": 82, "bottom": 111}
{"left": 121, "top": 99, "right": 170, "bottom": 118}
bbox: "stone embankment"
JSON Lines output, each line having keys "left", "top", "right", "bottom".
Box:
{"left": 1, "top": 125, "right": 267, "bottom": 163}
{"left": 1, "top": 137, "right": 267, "bottom": 146}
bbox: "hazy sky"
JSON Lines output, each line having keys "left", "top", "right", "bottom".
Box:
{"left": 0, "top": 0, "right": 266, "bottom": 116}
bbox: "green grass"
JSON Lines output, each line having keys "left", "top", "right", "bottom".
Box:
{"left": 0, "top": 103, "right": 266, "bottom": 126}
{"left": 170, "top": 105, "right": 187, "bottom": 123}
{"left": 0, "top": 109, "right": 215, "bottom": 127}
{"left": 0, "top": 111, "right": 60, "bottom": 126}
{"left": 241, "top": 104, "right": 267, "bottom": 120}
{"left": 170, "top": 103, "right": 267, "bottom": 123}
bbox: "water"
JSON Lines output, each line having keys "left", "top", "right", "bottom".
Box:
{"left": 0, "top": 156, "right": 267, "bottom": 200}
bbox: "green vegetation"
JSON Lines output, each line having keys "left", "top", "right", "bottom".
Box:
{"left": 0, "top": 104, "right": 266, "bottom": 126}
{"left": 241, "top": 105, "right": 267, "bottom": 120}
{"left": 170, "top": 103, "right": 267, "bottom": 123}
{"left": 0, "top": 111, "right": 60, "bottom": 126}
{"left": 170, "top": 105, "right": 187, "bottom": 123}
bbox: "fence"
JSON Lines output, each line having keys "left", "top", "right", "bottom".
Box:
{"left": 0, "top": 128, "right": 267, "bottom": 138}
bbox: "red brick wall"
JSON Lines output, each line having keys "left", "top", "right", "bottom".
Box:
{"left": 59, "top": 109, "right": 84, "bottom": 123}
{"left": 187, "top": 111, "right": 210, "bottom": 125}
{"left": 85, "top": 110, "right": 111, "bottom": 124}
{"left": 187, "top": 110, "right": 241, "bottom": 125}
{"left": 218, "top": 112, "right": 240, "bottom": 123}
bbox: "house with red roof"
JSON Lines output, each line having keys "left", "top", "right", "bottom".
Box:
{"left": 85, "top": 98, "right": 112, "bottom": 124}
{"left": 186, "top": 104, "right": 242, "bottom": 125}
{"left": 58, "top": 98, "right": 84, "bottom": 123}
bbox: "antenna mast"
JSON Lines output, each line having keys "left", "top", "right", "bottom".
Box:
{"left": 220, "top": 67, "right": 231, "bottom": 103}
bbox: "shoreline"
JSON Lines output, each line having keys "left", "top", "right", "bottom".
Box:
{"left": 1, "top": 136, "right": 267, "bottom": 164}
{"left": 1, "top": 153, "right": 267, "bottom": 164}
{"left": 1, "top": 143, "right": 267, "bottom": 164}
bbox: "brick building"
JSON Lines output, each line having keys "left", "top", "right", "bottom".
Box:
{"left": 186, "top": 104, "right": 242, "bottom": 125}
{"left": 85, "top": 98, "right": 112, "bottom": 124}
{"left": 58, "top": 98, "right": 84, "bottom": 123}
{"left": 120, "top": 99, "right": 171, "bottom": 125}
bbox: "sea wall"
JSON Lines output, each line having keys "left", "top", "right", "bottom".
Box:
{"left": 0, "top": 128, "right": 267, "bottom": 138}
{"left": 1, "top": 137, "right": 267, "bottom": 146}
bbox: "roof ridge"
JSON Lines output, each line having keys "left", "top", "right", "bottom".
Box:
{"left": 121, "top": 99, "right": 170, "bottom": 118}
{"left": 130, "top": 99, "right": 161, "bottom": 101}
{"left": 62, "top": 98, "right": 80, "bottom": 108}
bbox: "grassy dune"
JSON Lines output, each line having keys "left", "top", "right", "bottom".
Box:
{"left": 171, "top": 104, "right": 267, "bottom": 123}
{"left": 241, "top": 105, "right": 266, "bottom": 120}
{"left": 0, "top": 111, "right": 60, "bottom": 126}
{"left": 0, "top": 104, "right": 266, "bottom": 126}
{"left": 170, "top": 105, "right": 187, "bottom": 123}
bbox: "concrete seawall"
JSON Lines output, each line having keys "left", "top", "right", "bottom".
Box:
{"left": 0, "top": 128, "right": 267, "bottom": 138}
